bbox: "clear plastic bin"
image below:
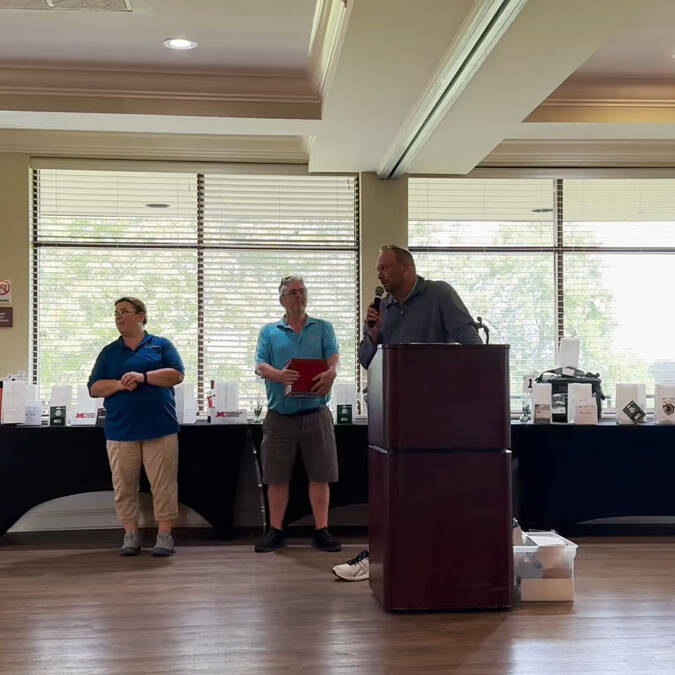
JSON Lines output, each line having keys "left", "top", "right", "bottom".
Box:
{"left": 514, "top": 530, "right": 578, "bottom": 601}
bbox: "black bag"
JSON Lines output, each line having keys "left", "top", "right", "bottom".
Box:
{"left": 535, "top": 367, "right": 605, "bottom": 422}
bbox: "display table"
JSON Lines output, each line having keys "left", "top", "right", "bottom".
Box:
{"left": 512, "top": 422, "right": 675, "bottom": 531}
{"left": 0, "top": 424, "right": 249, "bottom": 538}
{"left": 5, "top": 420, "right": 669, "bottom": 539}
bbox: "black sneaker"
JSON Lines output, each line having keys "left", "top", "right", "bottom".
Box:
{"left": 312, "top": 527, "right": 342, "bottom": 552}
{"left": 254, "top": 527, "right": 286, "bottom": 553}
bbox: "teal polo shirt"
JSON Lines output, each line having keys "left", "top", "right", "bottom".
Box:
{"left": 256, "top": 315, "right": 339, "bottom": 414}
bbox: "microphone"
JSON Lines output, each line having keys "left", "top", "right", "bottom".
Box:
{"left": 368, "top": 286, "right": 384, "bottom": 327}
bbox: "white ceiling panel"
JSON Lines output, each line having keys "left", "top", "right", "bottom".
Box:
{"left": 0, "top": 0, "right": 316, "bottom": 71}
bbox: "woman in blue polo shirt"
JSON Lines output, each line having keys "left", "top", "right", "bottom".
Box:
{"left": 88, "top": 297, "right": 184, "bottom": 557}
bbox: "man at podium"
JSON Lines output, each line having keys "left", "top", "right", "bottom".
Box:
{"left": 334, "top": 245, "right": 482, "bottom": 581}
{"left": 357, "top": 245, "right": 482, "bottom": 369}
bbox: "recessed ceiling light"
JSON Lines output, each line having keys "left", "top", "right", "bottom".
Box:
{"left": 145, "top": 203, "right": 171, "bottom": 208}
{"left": 162, "top": 37, "right": 198, "bottom": 51}
{"left": 532, "top": 208, "right": 553, "bottom": 213}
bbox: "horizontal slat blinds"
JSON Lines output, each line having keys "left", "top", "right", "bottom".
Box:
{"left": 202, "top": 250, "right": 357, "bottom": 402}
{"left": 32, "top": 168, "right": 359, "bottom": 410}
{"left": 564, "top": 179, "right": 675, "bottom": 247}
{"left": 410, "top": 178, "right": 556, "bottom": 408}
{"left": 409, "top": 178, "right": 554, "bottom": 247}
{"left": 36, "top": 170, "right": 198, "bottom": 245}
{"left": 35, "top": 247, "right": 199, "bottom": 395}
{"left": 203, "top": 174, "right": 357, "bottom": 246}
{"left": 410, "top": 176, "right": 675, "bottom": 411}
{"left": 562, "top": 178, "right": 675, "bottom": 400}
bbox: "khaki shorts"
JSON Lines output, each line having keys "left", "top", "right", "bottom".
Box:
{"left": 261, "top": 407, "right": 338, "bottom": 485}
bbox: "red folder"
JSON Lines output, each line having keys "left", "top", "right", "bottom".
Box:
{"left": 284, "top": 358, "right": 327, "bottom": 397}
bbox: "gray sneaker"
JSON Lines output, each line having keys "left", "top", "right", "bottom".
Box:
{"left": 119, "top": 531, "right": 142, "bottom": 556}
{"left": 152, "top": 532, "right": 174, "bottom": 557}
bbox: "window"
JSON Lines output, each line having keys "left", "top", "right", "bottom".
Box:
{"left": 32, "top": 168, "right": 359, "bottom": 411}
{"left": 409, "top": 176, "right": 675, "bottom": 410}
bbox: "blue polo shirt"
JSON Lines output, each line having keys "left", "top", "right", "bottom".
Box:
{"left": 88, "top": 333, "right": 184, "bottom": 441}
{"left": 256, "top": 315, "right": 339, "bottom": 414}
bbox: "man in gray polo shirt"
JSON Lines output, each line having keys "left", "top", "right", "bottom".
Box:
{"left": 333, "top": 244, "right": 482, "bottom": 581}
{"left": 357, "top": 244, "right": 482, "bottom": 369}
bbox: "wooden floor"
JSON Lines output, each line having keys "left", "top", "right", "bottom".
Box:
{"left": 1, "top": 531, "right": 675, "bottom": 674}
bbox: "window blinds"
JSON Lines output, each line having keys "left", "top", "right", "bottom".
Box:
{"left": 410, "top": 176, "right": 675, "bottom": 409}
{"left": 32, "top": 169, "right": 359, "bottom": 410}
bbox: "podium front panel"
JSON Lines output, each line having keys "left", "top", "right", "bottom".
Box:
{"left": 369, "top": 446, "right": 513, "bottom": 611}
{"left": 368, "top": 344, "right": 510, "bottom": 450}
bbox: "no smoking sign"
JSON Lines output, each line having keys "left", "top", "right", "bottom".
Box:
{"left": 0, "top": 279, "right": 12, "bottom": 305}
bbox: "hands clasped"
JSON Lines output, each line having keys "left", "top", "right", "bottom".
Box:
{"left": 118, "top": 371, "right": 144, "bottom": 391}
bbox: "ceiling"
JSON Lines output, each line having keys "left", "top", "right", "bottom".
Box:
{"left": 0, "top": 0, "right": 673, "bottom": 172}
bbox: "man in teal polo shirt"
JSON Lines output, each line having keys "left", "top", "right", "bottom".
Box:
{"left": 254, "top": 275, "right": 342, "bottom": 553}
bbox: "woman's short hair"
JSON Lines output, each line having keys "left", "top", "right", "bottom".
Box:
{"left": 380, "top": 244, "right": 416, "bottom": 272}
{"left": 115, "top": 296, "right": 147, "bottom": 325}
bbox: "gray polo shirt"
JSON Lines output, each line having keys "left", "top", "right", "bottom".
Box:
{"left": 358, "top": 276, "right": 482, "bottom": 368}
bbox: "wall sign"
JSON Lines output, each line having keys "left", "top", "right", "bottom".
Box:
{"left": 0, "top": 307, "right": 12, "bottom": 328}
{"left": 0, "top": 279, "right": 11, "bottom": 305}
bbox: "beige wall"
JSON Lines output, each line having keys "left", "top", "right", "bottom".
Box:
{"left": 358, "top": 172, "right": 407, "bottom": 327}
{"left": 0, "top": 153, "right": 30, "bottom": 377}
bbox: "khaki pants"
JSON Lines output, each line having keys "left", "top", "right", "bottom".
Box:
{"left": 106, "top": 433, "right": 179, "bottom": 523}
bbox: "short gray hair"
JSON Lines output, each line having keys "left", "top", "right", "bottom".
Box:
{"left": 278, "top": 275, "right": 305, "bottom": 300}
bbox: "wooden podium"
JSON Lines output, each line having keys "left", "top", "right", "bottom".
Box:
{"left": 367, "top": 344, "right": 513, "bottom": 611}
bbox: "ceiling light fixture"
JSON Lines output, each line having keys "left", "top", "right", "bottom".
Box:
{"left": 145, "top": 203, "right": 171, "bottom": 208}
{"left": 162, "top": 37, "right": 198, "bottom": 51}
{"left": 532, "top": 208, "right": 553, "bottom": 213}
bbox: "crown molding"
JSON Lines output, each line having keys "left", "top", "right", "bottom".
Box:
{"left": 308, "top": 0, "right": 351, "bottom": 97}
{"left": 481, "top": 139, "right": 675, "bottom": 167}
{"left": 0, "top": 65, "right": 321, "bottom": 119}
{"left": 0, "top": 129, "right": 308, "bottom": 162}
{"left": 526, "top": 76, "right": 675, "bottom": 123}
{"left": 305, "top": 0, "right": 351, "bottom": 163}
{"left": 377, "top": 0, "right": 529, "bottom": 179}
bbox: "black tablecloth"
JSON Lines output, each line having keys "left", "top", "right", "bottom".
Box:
{"left": 8, "top": 420, "right": 667, "bottom": 537}
{"left": 512, "top": 422, "right": 675, "bottom": 530}
{"left": 0, "top": 424, "right": 249, "bottom": 538}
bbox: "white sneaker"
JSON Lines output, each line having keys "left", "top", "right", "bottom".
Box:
{"left": 332, "top": 549, "right": 369, "bottom": 581}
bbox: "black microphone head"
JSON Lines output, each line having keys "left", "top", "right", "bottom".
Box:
{"left": 368, "top": 286, "right": 385, "bottom": 327}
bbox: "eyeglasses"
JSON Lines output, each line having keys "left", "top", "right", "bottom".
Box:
{"left": 282, "top": 289, "right": 307, "bottom": 298}
{"left": 114, "top": 309, "right": 137, "bottom": 317}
